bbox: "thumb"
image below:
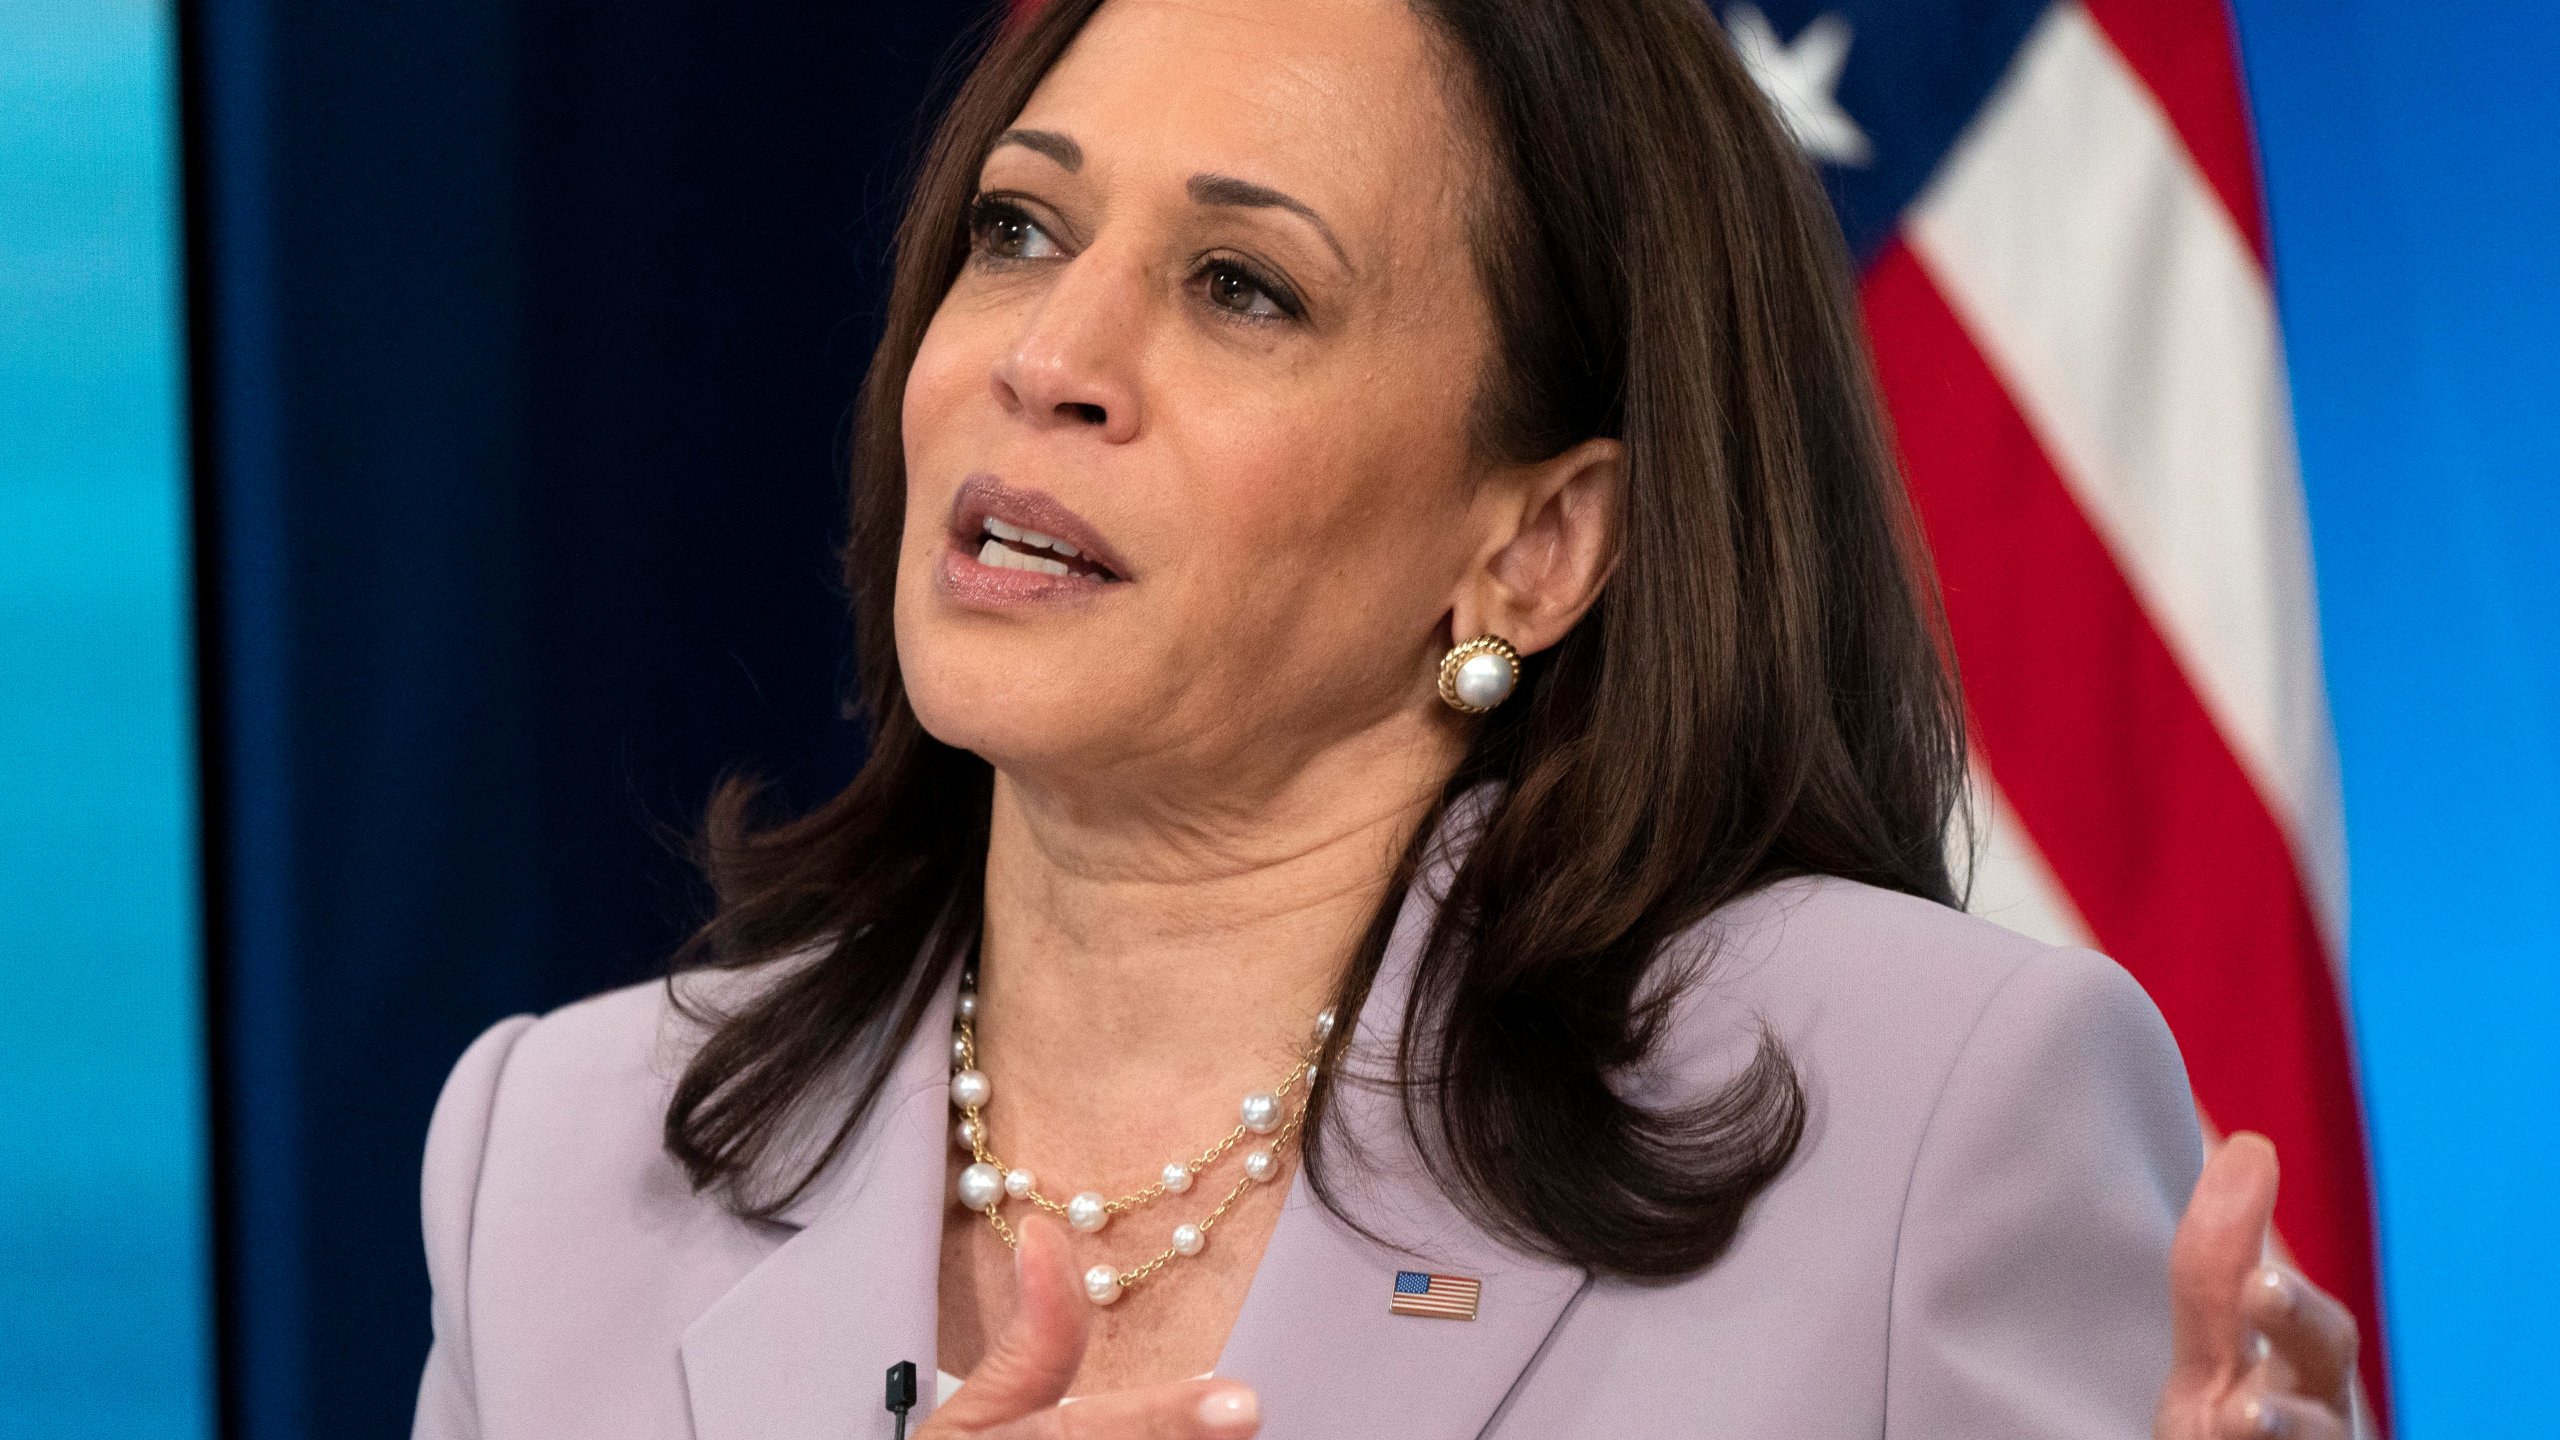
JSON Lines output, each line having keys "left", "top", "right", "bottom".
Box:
{"left": 2167, "top": 1131, "right": 2279, "bottom": 1386}
{"left": 933, "top": 1215, "right": 1089, "bottom": 1429}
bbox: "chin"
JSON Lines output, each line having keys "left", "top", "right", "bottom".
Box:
{"left": 895, "top": 604, "right": 1133, "bottom": 775}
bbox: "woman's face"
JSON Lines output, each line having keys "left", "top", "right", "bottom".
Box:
{"left": 896, "top": 0, "right": 1535, "bottom": 803}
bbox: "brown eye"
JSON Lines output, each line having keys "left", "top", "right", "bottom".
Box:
{"left": 987, "top": 214, "right": 1032, "bottom": 257}
{"left": 971, "top": 199, "right": 1060, "bottom": 261}
{"left": 1203, "top": 260, "right": 1295, "bottom": 320}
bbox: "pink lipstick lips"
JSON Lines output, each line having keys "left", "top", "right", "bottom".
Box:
{"left": 938, "top": 474, "right": 1130, "bottom": 606}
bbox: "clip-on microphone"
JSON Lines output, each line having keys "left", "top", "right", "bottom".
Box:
{"left": 885, "top": 1360, "right": 919, "bottom": 1440}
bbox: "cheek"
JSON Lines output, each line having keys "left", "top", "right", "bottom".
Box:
{"left": 1249, "top": 365, "right": 1477, "bottom": 560}
{"left": 892, "top": 311, "right": 981, "bottom": 672}
{"left": 902, "top": 309, "right": 981, "bottom": 471}
{"left": 1171, "top": 392, "right": 1479, "bottom": 650}
{"left": 897, "top": 303, "right": 1002, "bottom": 580}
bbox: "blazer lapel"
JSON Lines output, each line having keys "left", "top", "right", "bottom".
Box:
{"left": 680, "top": 973, "right": 957, "bottom": 1440}
{"left": 1217, "top": 829, "right": 1591, "bottom": 1440}
{"left": 679, "top": 791, "right": 1576, "bottom": 1440}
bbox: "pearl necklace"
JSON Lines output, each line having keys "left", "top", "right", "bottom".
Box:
{"left": 948, "top": 981, "right": 1335, "bottom": 1306}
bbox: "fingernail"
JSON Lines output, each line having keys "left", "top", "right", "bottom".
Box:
{"left": 2256, "top": 1267, "right": 2300, "bottom": 1316}
{"left": 2244, "top": 1398, "right": 2290, "bottom": 1437}
{"left": 1198, "top": 1385, "right": 1259, "bottom": 1435}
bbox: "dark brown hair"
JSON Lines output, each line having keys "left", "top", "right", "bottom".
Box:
{"left": 665, "top": 0, "right": 1966, "bottom": 1278}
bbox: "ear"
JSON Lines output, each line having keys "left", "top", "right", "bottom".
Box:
{"left": 1449, "top": 436, "right": 1626, "bottom": 655}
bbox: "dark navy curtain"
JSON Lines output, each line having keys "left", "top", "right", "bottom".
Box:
{"left": 180, "top": 2, "right": 992, "bottom": 1432}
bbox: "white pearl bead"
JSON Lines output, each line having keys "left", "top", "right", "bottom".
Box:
{"left": 954, "top": 1118, "right": 982, "bottom": 1152}
{"left": 949, "top": 1069, "right": 991, "bottom": 1110}
{"left": 956, "top": 991, "right": 978, "bottom": 1019}
{"left": 1454, "top": 651, "right": 1514, "bottom": 709}
{"left": 1083, "top": 1264, "right": 1124, "bottom": 1306}
{"left": 1003, "top": 1168, "right": 1035, "bottom": 1199}
{"left": 1240, "top": 1092, "right": 1282, "bottom": 1135}
{"left": 1160, "top": 1162, "right": 1194, "bottom": 1194}
{"left": 1243, "top": 1147, "right": 1279, "bottom": 1183}
{"left": 950, "top": 1033, "right": 969, "bottom": 1067}
{"left": 1313, "top": 1007, "right": 1336, "bottom": 1042}
{"left": 1172, "top": 1222, "right": 1205, "bottom": 1256}
{"left": 956, "top": 1161, "right": 1004, "bottom": 1211}
{"left": 1067, "top": 1191, "right": 1109, "bottom": 1233}
{"left": 1304, "top": 1062, "right": 1319, "bottom": 1087}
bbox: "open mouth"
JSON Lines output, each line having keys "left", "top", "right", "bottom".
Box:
{"left": 943, "top": 474, "right": 1131, "bottom": 598}
{"left": 972, "top": 514, "right": 1120, "bottom": 581}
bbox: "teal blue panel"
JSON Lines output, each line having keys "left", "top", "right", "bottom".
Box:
{"left": 0, "top": 0, "right": 214, "bottom": 1434}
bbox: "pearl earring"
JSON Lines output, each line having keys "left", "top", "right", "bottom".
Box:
{"left": 1437, "top": 634, "right": 1520, "bottom": 713}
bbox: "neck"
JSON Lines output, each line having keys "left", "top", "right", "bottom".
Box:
{"left": 968, "top": 722, "right": 1458, "bottom": 1175}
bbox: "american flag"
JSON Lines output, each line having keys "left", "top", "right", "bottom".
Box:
{"left": 1719, "top": 0, "right": 2385, "bottom": 1425}
{"left": 1390, "top": 1270, "right": 1483, "bottom": 1321}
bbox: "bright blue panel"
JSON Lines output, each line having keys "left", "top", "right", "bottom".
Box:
{"left": 0, "top": 0, "right": 214, "bottom": 1434}
{"left": 2230, "top": 1, "right": 2560, "bottom": 1435}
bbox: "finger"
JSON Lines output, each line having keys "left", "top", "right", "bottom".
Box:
{"left": 2245, "top": 1266, "right": 2360, "bottom": 1408}
{"left": 2215, "top": 1387, "right": 2348, "bottom": 1440}
{"left": 1006, "top": 1379, "right": 1259, "bottom": 1440}
{"left": 931, "top": 1217, "right": 1090, "bottom": 1430}
{"left": 2168, "top": 1132, "right": 2280, "bottom": 1384}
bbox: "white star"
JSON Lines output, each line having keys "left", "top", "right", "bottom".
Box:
{"left": 1724, "top": 5, "right": 1873, "bottom": 168}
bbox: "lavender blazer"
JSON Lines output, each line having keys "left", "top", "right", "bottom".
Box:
{"left": 412, "top": 859, "right": 2202, "bottom": 1440}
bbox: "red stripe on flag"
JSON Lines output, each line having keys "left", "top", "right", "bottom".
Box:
{"left": 2081, "top": 0, "right": 2272, "bottom": 264}
{"left": 1862, "top": 240, "right": 2386, "bottom": 1420}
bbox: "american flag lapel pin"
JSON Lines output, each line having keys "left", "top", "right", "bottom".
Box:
{"left": 1389, "top": 1270, "right": 1482, "bottom": 1320}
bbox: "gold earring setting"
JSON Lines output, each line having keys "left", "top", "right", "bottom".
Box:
{"left": 1438, "top": 635, "right": 1520, "bottom": 713}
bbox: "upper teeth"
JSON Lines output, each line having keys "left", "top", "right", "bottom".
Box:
{"left": 978, "top": 538, "right": 1074, "bottom": 576}
{"left": 983, "top": 515, "right": 1080, "bottom": 558}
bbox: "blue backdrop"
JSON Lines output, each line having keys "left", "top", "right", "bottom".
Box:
{"left": 0, "top": 1, "right": 211, "bottom": 1433}
{"left": 0, "top": 0, "right": 2550, "bottom": 1436}
{"left": 2232, "top": 1, "right": 2560, "bottom": 1433}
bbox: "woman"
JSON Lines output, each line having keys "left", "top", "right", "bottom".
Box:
{"left": 411, "top": 0, "right": 2362, "bottom": 1436}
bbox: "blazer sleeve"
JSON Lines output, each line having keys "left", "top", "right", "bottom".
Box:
{"left": 1882, "top": 946, "right": 2205, "bottom": 1439}
{"left": 412, "top": 1014, "right": 539, "bottom": 1440}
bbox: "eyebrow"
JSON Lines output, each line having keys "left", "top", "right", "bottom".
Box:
{"left": 1189, "top": 173, "right": 1353, "bottom": 273}
{"left": 992, "top": 128, "right": 1082, "bottom": 171}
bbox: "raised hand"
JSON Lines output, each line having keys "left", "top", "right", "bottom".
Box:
{"left": 919, "top": 1216, "right": 1262, "bottom": 1440}
{"left": 2155, "top": 1133, "right": 2361, "bottom": 1440}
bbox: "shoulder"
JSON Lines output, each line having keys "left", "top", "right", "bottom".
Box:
{"left": 427, "top": 962, "right": 790, "bottom": 1201}
{"left": 419, "top": 977, "right": 704, "bottom": 1263}
{"left": 1525, "top": 877, "right": 2199, "bottom": 1427}
{"left": 1665, "top": 880, "right": 2202, "bottom": 1435}
{"left": 477, "top": 973, "right": 708, "bottom": 1124}
{"left": 1631, "top": 872, "right": 2197, "bottom": 1241}
{"left": 418, "top": 960, "right": 822, "bottom": 1276}
{"left": 1504, "top": 895, "right": 2200, "bottom": 1436}
{"left": 415, "top": 967, "right": 809, "bottom": 1420}
{"left": 1700, "top": 871, "right": 2135, "bottom": 1011}
{"left": 1648, "top": 874, "right": 2181, "bottom": 1102}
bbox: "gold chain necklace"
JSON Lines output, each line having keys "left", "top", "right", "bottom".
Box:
{"left": 948, "top": 980, "right": 1334, "bottom": 1305}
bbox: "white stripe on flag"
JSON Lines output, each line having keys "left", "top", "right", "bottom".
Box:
{"left": 1904, "top": 1, "right": 2348, "bottom": 957}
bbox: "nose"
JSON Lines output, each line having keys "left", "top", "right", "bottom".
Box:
{"left": 990, "top": 249, "right": 1144, "bottom": 445}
